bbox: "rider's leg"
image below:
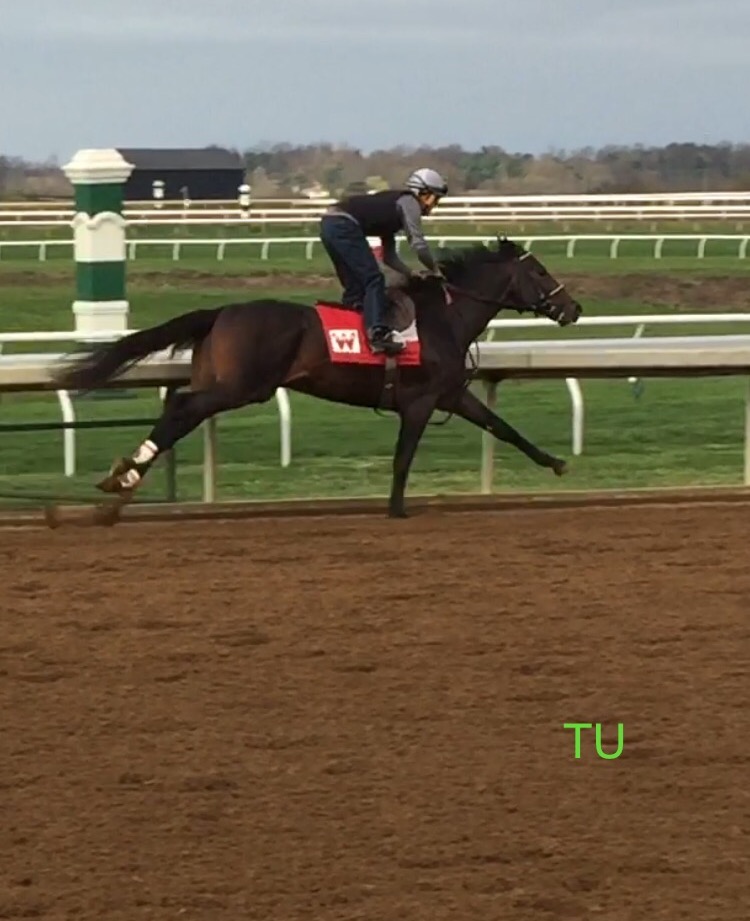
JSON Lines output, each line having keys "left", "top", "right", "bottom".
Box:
{"left": 361, "top": 269, "right": 403, "bottom": 352}
{"left": 319, "top": 217, "right": 402, "bottom": 352}
{"left": 320, "top": 215, "right": 365, "bottom": 308}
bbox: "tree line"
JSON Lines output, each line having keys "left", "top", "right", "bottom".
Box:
{"left": 3, "top": 141, "right": 750, "bottom": 200}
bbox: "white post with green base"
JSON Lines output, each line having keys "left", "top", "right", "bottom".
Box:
{"left": 62, "top": 148, "right": 134, "bottom": 335}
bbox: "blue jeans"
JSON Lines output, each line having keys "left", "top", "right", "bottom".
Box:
{"left": 319, "top": 214, "right": 388, "bottom": 331}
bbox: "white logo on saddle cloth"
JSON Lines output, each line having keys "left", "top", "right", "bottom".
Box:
{"left": 328, "top": 329, "right": 361, "bottom": 354}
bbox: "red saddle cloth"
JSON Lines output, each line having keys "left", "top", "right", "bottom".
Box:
{"left": 314, "top": 302, "right": 421, "bottom": 366}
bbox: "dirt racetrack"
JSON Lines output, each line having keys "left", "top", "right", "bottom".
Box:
{"left": 1, "top": 500, "right": 748, "bottom": 920}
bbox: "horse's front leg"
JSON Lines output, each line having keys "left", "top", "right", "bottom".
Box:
{"left": 443, "top": 387, "right": 567, "bottom": 475}
{"left": 388, "top": 393, "right": 439, "bottom": 518}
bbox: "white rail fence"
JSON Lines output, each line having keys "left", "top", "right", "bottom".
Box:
{"left": 3, "top": 332, "right": 750, "bottom": 498}
{"left": 486, "top": 314, "right": 750, "bottom": 455}
{"left": 6, "top": 191, "right": 750, "bottom": 211}
{"left": 2, "top": 315, "right": 750, "bottom": 479}
{"left": 3, "top": 209, "right": 750, "bottom": 229}
{"left": 4, "top": 190, "right": 750, "bottom": 226}
{"left": 475, "top": 335, "right": 750, "bottom": 491}
{"left": 0, "top": 331, "right": 291, "bottom": 479}
{"left": 3, "top": 234, "right": 750, "bottom": 263}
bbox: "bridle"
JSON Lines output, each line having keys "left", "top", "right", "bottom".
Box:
{"left": 434, "top": 250, "right": 572, "bottom": 424}
{"left": 389, "top": 251, "right": 570, "bottom": 428}
{"left": 442, "top": 251, "right": 569, "bottom": 322}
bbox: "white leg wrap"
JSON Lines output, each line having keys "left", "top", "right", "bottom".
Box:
{"left": 133, "top": 440, "right": 158, "bottom": 465}
{"left": 120, "top": 468, "right": 141, "bottom": 488}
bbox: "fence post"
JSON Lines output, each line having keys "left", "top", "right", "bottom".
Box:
{"left": 481, "top": 380, "right": 498, "bottom": 493}
{"left": 62, "top": 148, "right": 134, "bottom": 335}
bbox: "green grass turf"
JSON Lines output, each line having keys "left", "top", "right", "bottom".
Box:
{"left": 3, "top": 215, "right": 750, "bottom": 242}
{"left": 3, "top": 227, "right": 750, "bottom": 272}
{"left": 0, "top": 242, "right": 749, "bottom": 506}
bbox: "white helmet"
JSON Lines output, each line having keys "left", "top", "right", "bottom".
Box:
{"left": 406, "top": 167, "right": 448, "bottom": 197}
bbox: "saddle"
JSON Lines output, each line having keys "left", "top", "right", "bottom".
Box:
{"left": 314, "top": 279, "right": 444, "bottom": 409}
{"left": 383, "top": 285, "right": 417, "bottom": 344}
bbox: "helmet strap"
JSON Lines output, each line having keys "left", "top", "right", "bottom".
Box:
{"left": 418, "top": 191, "right": 437, "bottom": 211}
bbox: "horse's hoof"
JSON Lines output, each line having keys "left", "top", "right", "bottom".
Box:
{"left": 42, "top": 499, "right": 123, "bottom": 529}
{"left": 96, "top": 457, "right": 138, "bottom": 496}
{"left": 96, "top": 474, "right": 132, "bottom": 496}
{"left": 388, "top": 508, "right": 409, "bottom": 519}
{"left": 552, "top": 459, "right": 568, "bottom": 477}
{"left": 96, "top": 475, "right": 115, "bottom": 494}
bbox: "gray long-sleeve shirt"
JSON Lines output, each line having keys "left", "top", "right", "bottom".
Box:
{"left": 381, "top": 193, "right": 438, "bottom": 276}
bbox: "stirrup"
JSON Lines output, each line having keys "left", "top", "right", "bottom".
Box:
{"left": 368, "top": 327, "right": 404, "bottom": 354}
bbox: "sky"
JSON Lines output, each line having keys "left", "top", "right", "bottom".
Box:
{"left": 1, "top": 0, "right": 749, "bottom": 163}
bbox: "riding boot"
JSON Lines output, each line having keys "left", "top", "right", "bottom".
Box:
{"left": 368, "top": 325, "right": 405, "bottom": 355}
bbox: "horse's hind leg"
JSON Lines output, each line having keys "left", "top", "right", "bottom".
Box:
{"left": 98, "top": 384, "right": 251, "bottom": 496}
{"left": 99, "top": 305, "right": 307, "bottom": 498}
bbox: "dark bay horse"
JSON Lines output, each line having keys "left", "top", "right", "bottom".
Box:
{"left": 53, "top": 238, "right": 583, "bottom": 517}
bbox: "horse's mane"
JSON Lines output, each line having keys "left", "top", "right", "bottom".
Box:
{"left": 392, "top": 237, "right": 525, "bottom": 303}
{"left": 417, "top": 237, "right": 525, "bottom": 290}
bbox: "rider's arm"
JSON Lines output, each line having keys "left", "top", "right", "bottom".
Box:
{"left": 380, "top": 234, "right": 413, "bottom": 278}
{"left": 396, "top": 194, "right": 438, "bottom": 272}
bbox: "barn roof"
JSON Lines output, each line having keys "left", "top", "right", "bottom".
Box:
{"left": 116, "top": 147, "right": 244, "bottom": 171}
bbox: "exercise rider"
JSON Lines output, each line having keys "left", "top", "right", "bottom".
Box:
{"left": 319, "top": 168, "right": 448, "bottom": 354}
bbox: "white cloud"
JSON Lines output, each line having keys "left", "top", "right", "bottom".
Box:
{"left": 2, "top": 0, "right": 502, "bottom": 43}
{"left": 5, "top": 0, "right": 750, "bottom": 56}
{"left": 1, "top": 0, "right": 749, "bottom": 160}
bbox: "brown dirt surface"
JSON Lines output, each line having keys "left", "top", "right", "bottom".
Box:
{"left": 1, "top": 502, "right": 749, "bottom": 920}
{"left": 143, "top": 270, "right": 750, "bottom": 310}
{"left": 3, "top": 267, "right": 750, "bottom": 309}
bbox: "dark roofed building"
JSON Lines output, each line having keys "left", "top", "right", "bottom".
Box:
{"left": 117, "top": 147, "right": 245, "bottom": 201}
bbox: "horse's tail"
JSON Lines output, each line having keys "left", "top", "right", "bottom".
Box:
{"left": 53, "top": 307, "right": 221, "bottom": 392}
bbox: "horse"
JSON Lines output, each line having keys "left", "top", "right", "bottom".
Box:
{"left": 52, "top": 238, "right": 583, "bottom": 518}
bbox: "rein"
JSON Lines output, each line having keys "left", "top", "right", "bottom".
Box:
{"left": 373, "top": 251, "right": 567, "bottom": 425}
{"left": 442, "top": 278, "right": 515, "bottom": 310}
{"left": 442, "top": 252, "right": 566, "bottom": 318}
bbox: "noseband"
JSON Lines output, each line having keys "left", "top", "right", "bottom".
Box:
{"left": 443, "top": 251, "right": 567, "bottom": 321}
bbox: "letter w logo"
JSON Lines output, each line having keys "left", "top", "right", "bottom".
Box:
{"left": 329, "top": 329, "right": 361, "bottom": 354}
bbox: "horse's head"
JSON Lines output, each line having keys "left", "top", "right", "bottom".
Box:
{"left": 509, "top": 244, "right": 583, "bottom": 326}
{"left": 438, "top": 238, "right": 583, "bottom": 327}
